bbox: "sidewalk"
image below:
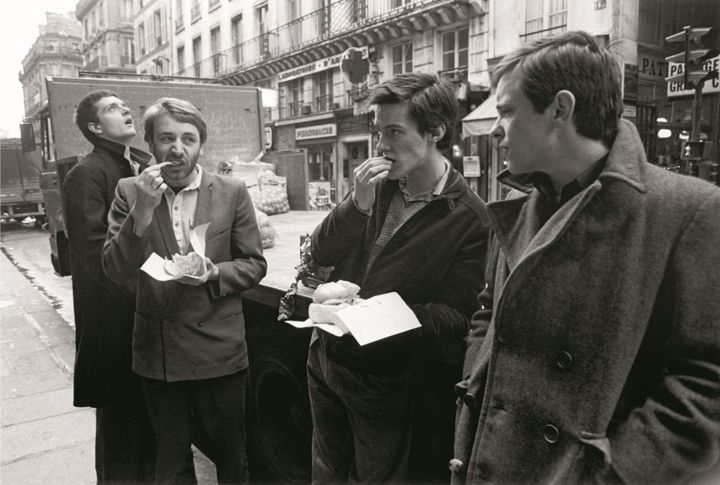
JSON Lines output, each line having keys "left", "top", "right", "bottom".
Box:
{"left": 1, "top": 250, "right": 95, "bottom": 485}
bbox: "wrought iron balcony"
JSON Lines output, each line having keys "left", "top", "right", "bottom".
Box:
{"left": 520, "top": 22, "right": 567, "bottom": 43}
{"left": 279, "top": 100, "right": 304, "bottom": 119}
{"left": 179, "top": 0, "right": 473, "bottom": 83}
{"left": 314, "top": 94, "right": 340, "bottom": 113}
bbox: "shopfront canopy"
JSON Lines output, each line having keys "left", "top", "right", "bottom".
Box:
{"left": 462, "top": 93, "right": 497, "bottom": 138}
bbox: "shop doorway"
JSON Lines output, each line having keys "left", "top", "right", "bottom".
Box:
{"left": 345, "top": 142, "right": 369, "bottom": 190}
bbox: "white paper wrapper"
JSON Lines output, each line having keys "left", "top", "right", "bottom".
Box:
{"left": 140, "top": 223, "right": 210, "bottom": 281}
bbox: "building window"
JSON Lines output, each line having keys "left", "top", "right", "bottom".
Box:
{"left": 314, "top": 70, "right": 334, "bottom": 112}
{"left": 231, "top": 14, "right": 243, "bottom": 65}
{"left": 210, "top": 26, "right": 221, "bottom": 76}
{"left": 138, "top": 22, "right": 146, "bottom": 55}
{"left": 391, "top": 41, "right": 413, "bottom": 75}
{"left": 523, "top": 0, "right": 567, "bottom": 41}
{"left": 390, "top": 0, "right": 411, "bottom": 8}
{"left": 192, "top": 35, "right": 202, "bottom": 77}
{"left": 177, "top": 45, "right": 185, "bottom": 72}
{"left": 191, "top": 0, "right": 201, "bottom": 22}
{"left": 441, "top": 27, "right": 468, "bottom": 71}
{"left": 316, "top": 0, "right": 329, "bottom": 37}
{"left": 153, "top": 10, "right": 163, "bottom": 47}
{"left": 638, "top": 0, "right": 661, "bottom": 44}
{"left": 255, "top": 2, "right": 270, "bottom": 57}
{"left": 352, "top": 0, "right": 367, "bottom": 22}
{"left": 281, "top": 78, "right": 303, "bottom": 118}
{"left": 287, "top": 0, "right": 301, "bottom": 45}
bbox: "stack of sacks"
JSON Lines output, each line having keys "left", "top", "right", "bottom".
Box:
{"left": 255, "top": 208, "right": 278, "bottom": 249}
{"left": 253, "top": 171, "right": 290, "bottom": 215}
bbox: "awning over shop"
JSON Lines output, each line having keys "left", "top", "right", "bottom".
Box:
{"left": 462, "top": 93, "right": 497, "bottom": 138}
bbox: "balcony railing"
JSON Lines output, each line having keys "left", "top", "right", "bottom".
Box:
{"left": 180, "top": 0, "right": 437, "bottom": 78}
{"left": 280, "top": 100, "right": 304, "bottom": 119}
{"left": 520, "top": 23, "right": 567, "bottom": 43}
{"left": 314, "top": 94, "right": 339, "bottom": 113}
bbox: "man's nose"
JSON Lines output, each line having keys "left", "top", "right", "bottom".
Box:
{"left": 170, "top": 140, "right": 183, "bottom": 154}
{"left": 375, "top": 134, "right": 388, "bottom": 153}
{"left": 490, "top": 120, "right": 504, "bottom": 147}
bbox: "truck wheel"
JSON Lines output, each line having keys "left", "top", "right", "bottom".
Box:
{"left": 247, "top": 323, "right": 312, "bottom": 484}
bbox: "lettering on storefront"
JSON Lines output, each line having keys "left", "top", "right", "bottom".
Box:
{"left": 278, "top": 46, "right": 368, "bottom": 82}
{"left": 667, "top": 55, "right": 720, "bottom": 98}
{"left": 296, "top": 123, "right": 337, "bottom": 140}
{"left": 639, "top": 54, "right": 667, "bottom": 78}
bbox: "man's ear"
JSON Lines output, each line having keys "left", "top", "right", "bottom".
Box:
{"left": 552, "top": 90, "right": 575, "bottom": 124}
{"left": 88, "top": 122, "right": 102, "bottom": 135}
{"left": 430, "top": 124, "right": 446, "bottom": 142}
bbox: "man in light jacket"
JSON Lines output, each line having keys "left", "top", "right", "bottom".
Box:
{"left": 453, "top": 31, "right": 720, "bottom": 484}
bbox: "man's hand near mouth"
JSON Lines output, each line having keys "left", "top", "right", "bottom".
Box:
{"left": 352, "top": 156, "right": 393, "bottom": 212}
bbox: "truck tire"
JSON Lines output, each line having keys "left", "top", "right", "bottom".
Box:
{"left": 246, "top": 322, "right": 312, "bottom": 484}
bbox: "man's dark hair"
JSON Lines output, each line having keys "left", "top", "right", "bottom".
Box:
{"left": 74, "top": 89, "right": 120, "bottom": 143}
{"left": 492, "top": 30, "right": 623, "bottom": 147}
{"left": 367, "top": 72, "right": 458, "bottom": 150}
{"left": 143, "top": 97, "right": 208, "bottom": 145}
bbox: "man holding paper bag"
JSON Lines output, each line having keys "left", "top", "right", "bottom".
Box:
{"left": 307, "top": 73, "right": 490, "bottom": 484}
{"left": 103, "top": 97, "right": 266, "bottom": 484}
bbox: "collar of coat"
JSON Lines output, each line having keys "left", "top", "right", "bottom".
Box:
{"left": 487, "top": 119, "right": 648, "bottom": 270}
{"left": 92, "top": 135, "right": 153, "bottom": 171}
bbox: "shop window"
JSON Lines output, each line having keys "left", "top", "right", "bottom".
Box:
{"left": 308, "top": 144, "right": 335, "bottom": 208}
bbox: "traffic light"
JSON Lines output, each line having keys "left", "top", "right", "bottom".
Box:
{"left": 665, "top": 26, "right": 719, "bottom": 90}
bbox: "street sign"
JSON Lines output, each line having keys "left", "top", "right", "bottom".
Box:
{"left": 665, "top": 26, "right": 719, "bottom": 93}
{"left": 667, "top": 54, "right": 720, "bottom": 97}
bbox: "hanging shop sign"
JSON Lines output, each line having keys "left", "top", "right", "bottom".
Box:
{"left": 296, "top": 123, "right": 337, "bottom": 141}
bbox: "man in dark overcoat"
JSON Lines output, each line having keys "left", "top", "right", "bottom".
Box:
{"left": 64, "top": 90, "right": 155, "bottom": 483}
{"left": 452, "top": 31, "right": 720, "bottom": 484}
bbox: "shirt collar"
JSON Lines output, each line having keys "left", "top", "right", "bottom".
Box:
{"left": 399, "top": 159, "right": 451, "bottom": 203}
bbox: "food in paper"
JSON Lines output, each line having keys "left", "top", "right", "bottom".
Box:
{"left": 164, "top": 252, "right": 206, "bottom": 278}
{"left": 308, "top": 280, "right": 362, "bottom": 324}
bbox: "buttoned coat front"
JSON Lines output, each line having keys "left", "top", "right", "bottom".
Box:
{"left": 453, "top": 120, "right": 720, "bottom": 484}
{"left": 102, "top": 172, "right": 267, "bottom": 382}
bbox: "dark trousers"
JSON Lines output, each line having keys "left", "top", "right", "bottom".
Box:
{"left": 307, "top": 336, "right": 414, "bottom": 484}
{"left": 96, "top": 401, "right": 156, "bottom": 484}
{"left": 141, "top": 370, "right": 249, "bottom": 485}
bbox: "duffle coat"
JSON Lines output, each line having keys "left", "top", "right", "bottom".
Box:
{"left": 453, "top": 120, "right": 720, "bottom": 484}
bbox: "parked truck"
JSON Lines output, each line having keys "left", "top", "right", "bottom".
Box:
{"left": 0, "top": 138, "right": 45, "bottom": 224}
{"left": 22, "top": 75, "right": 458, "bottom": 484}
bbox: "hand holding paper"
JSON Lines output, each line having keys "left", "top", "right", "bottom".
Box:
{"left": 141, "top": 223, "right": 215, "bottom": 284}
{"left": 286, "top": 291, "right": 421, "bottom": 346}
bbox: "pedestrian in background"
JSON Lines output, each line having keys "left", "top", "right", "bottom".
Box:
{"left": 64, "top": 90, "right": 156, "bottom": 484}
{"left": 453, "top": 31, "right": 720, "bottom": 484}
{"left": 103, "top": 97, "right": 267, "bottom": 485}
{"left": 307, "top": 72, "right": 490, "bottom": 484}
